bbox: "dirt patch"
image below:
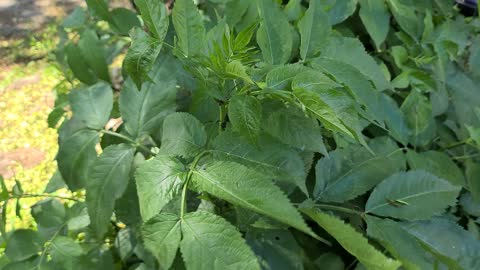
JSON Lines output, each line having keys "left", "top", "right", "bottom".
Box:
{"left": 0, "top": 148, "right": 46, "bottom": 179}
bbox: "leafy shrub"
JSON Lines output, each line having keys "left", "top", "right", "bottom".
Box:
{"left": 1, "top": 0, "right": 480, "bottom": 269}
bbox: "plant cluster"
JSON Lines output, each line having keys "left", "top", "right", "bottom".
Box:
{"left": 1, "top": 0, "right": 480, "bottom": 269}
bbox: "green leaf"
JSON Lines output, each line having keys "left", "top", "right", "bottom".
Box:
{"left": 292, "top": 70, "right": 365, "bottom": 143}
{"left": 302, "top": 208, "right": 401, "bottom": 270}
{"left": 466, "top": 161, "right": 480, "bottom": 202}
{"left": 134, "top": 0, "right": 169, "bottom": 40}
{"left": 135, "top": 156, "right": 186, "bottom": 221}
{"left": 314, "top": 137, "right": 405, "bottom": 202}
{"left": 50, "top": 236, "right": 85, "bottom": 269}
{"left": 65, "top": 43, "right": 96, "bottom": 85}
{"left": 68, "top": 82, "right": 113, "bottom": 130}
{"left": 192, "top": 161, "right": 316, "bottom": 238}
{"left": 44, "top": 170, "right": 67, "bottom": 193}
{"left": 119, "top": 75, "right": 176, "bottom": 140}
{"left": 124, "top": 28, "right": 162, "bottom": 87}
{"left": 406, "top": 150, "right": 465, "bottom": 187}
{"left": 314, "top": 253, "right": 345, "bottom": 270}
{"left": 256, "top": 0, "right": 293, "bottom": 65}
{"left": 246, "top": 229, "right": 303, "bottom": 270}
{"left": 172, "top": 0, "right": 206, "bottom": 57}
{"left": 62, "top": 7, "right": 86, "bottom": 29}
{"left": 85, "top": 0, "right": 111, "bottom": 22}
{"left": 366, "top": 216, "right": 433, "bottom": 270}
{"left": 298, "top": 0, "right": 330, "bottom": 60}
{"left": 31, "top": 199, "right": 66, "bottom": 240}
{"left": 142, "top": 213, "right": 181, "bottom": 269}
{"left": 78, "top": 29, "right": 110, "bottom": 83}
{"left": 110, "top": 8, "right": 142, "bottom": 36}
{"left": 159, "top": 113, "right": 207, "bottom": 158}
{"left": 228, "top": 95, "right": 262, "bottom": 144}
{"left": 311, "top": 57, "right": 384, "bottom": 126}
{"left": 212, "top": 131, "right": 307, "bottom": 194}
{"left": 359, "top": 0, "right": 390, "bottom": 49}
{"left": 57, "top": 118, "right": 100, "bottom": 191}
{"left": 401, "top": 217, "right": 480, "bottom": 269}
{"left": 266, "top": 64, "right": 308, "bottom": 90}
{"left": 319, "top": 0, "right": 358, "bottom": 25}
{"left": 86, "top": 144, "right": 135, "bottom": 238}
{"left": 264, "top": 104, "right": 327, "bottom": 155}
{"left": 400, "top": 91, "right": 436, "bottom": 147}
{"left": 379, "top": 93, "right": 411, "bottom": 145}
{"left": 180, "top": 211, "right": 260, "bottom": 270}
{"left": 317, "top": 37, "right": 390, "bottom": 91}
{"left": 225, "top": 61, "right": 253, "bottom": 84}
{"left": 365, "top": 170, "right": 461, "bottom": 220}
{"left": 386, "top": 0, "right": 423, "bottom": 41}
{"left": 5, "top": 229, "right": 43, "bottom": 262}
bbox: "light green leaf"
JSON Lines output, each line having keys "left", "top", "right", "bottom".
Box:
{"left": 292, "top": 70, "right": 362, "bottom": 140}
{"left": 225, "top": 61, "right": 253, "bottom": 84}
{"left": 302, "top": 208, "right": 401, "bottom": 270}
{"left": 159, "top": 112, "right": 207, "bottom": 158}
{"left": 266, "top": 64, "right": 308, "bottom": 90}
{"left": 228, "top": 95, "right": 262, "bottom": 144}
{"left": 87, "top": 144, "right": 135, "bottom": 238}
{"left": 406, "top": 150, "right": 465, "bottom": 187}
{"left": 401, "top": 217, "right": 480, "bottom": 269}
{"left": 366, "top": 170, "right": 461, "bottom": 220}
{"left": 78, "top": 29, "right": 110, "bottom": 83}
{"left": 315, "top": 137, "right": 405, "bottom": 202}
{"left": 172, "top": 0, "right": 206, "bottom": 57}
{"left": 141, "top": 213, "right": 181, "bottom": 269}
{"left": 135, "top": 156, "right": 186, "bottom": 221}
{"left": 256, "top": 0, "right": 293, "bottom": 65}
{"left": 264, "top": 104, "right": 327, "bottom": 155}
{"left": 180, "top": 211, "right": 261, "bottom": 270}
{"left": 212, "top": 131, "right": 307, "bottom": 194}
{"left": 298, "top": 0, "right": 330, "bottom": 60}
{"left": 134, "top": 0, "right": 169, "bottom": 39}
{"left": 5, "top": 230, "right": 43, "bottom": 262}
{"left": 124, "top": 28, "right": 162, "bottom": 87}
{"left": 359, "top": 0, "right": 390, "bottom": 49}
{"left": 192, "top": 161, "right": 316, "bottom": 238}
{"left": 68, "top": 82, "right": 113, "bottom": 130}
{"left": 317, "top": 37, "right": 390, "bottom": 91}
{"left": 366, "top": 216, "right": 433, "bottom": 270}
{"left": 119, "top": 75, "right": 176, "bottom": 140}
{"left": 57, "top": 118, "right": 100, "bottom": 191}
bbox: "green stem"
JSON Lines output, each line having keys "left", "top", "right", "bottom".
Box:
{"left": 180, "top": 151, "right": 210, "bottom": 218}
{"left": 442, "top": 139, "right": 471, "bottom": 150}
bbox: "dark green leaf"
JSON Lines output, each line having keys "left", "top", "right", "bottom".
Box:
{"left": 228, "top": 95, "right": 262, "bottom": 144}
{"left": 78, "top": 29, "right": 110, "bottom": 83}
{"left": 5, "top": 230, "right": 43, "bottom": 262}
{"left": 86, "top": 144, "right": 135, "bottom": 238}
{"left": 359, "top": 0, "right": 390, "bottom": 49}
{"left": 134, "top": 0, "right": 170, "bottom": 40}
{"left": 172, "top": 0, "right": 206, "bottom": 57}
{"left": 298, "top": 0, "right": 330, "bottom": 60}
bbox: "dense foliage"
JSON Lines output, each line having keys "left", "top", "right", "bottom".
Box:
{"left": 1, "top": 0, "right": 480, "bottom": 269}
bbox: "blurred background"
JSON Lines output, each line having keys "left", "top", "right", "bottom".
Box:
{"left": 0, "top": 0, "right": 130, "bottom": 230}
